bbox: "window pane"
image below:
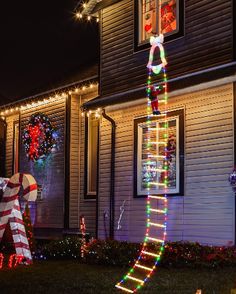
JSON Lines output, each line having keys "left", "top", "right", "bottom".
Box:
{"left": 138, "top": 0, "right": 179, "bottom": 44}
{"left": 140, "top": 0, "right": 158, "bottom": 43}
{"left": 161, "top": 0, "right": 178, "bottom": 34}
{"left": 13, "top": 122, "right": 19, "bottom": 174}
{"left": 87, "top": 116, "right": 99, "bottom": 195}
{"left": 138, "top": 117, "right": 179, "bottom": 195}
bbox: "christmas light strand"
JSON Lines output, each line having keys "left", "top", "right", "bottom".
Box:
{"left": 0, "top": 83, "right": 98, "bottom": 120}
{"left": 0, "top": 254, "right": 25, "bottom": 269}
{"left": 115, "top": 34, "right": 168, "bottom": 293}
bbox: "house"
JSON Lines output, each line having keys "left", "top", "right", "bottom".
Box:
{"left": 78, "top": 0, "right": 236, "bottom": 246}
{"left": 0, "top": 65, "right": 99, "bottom": 239}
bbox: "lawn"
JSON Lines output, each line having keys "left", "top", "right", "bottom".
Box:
{"left": 0, "top": 261, "right": 236, "bottom": 294}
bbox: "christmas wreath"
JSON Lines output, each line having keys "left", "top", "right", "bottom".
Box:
{"left": 23, "top": 113, "right": 56, "bottom": 161}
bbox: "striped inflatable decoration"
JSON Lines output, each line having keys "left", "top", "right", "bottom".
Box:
{"left": 0, "top": 173, "right": 37, "bottom": 264}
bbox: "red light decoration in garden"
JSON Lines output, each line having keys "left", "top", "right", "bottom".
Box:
{"left": 80, "top": 215, "right": 87, "bottom": 258}
{"left": 0, "top": 254, "right": 24, "bottom": 269}
{"left": 0, "top": 253, "right": 4, "bottom": 269}
{"left": 115, "top": 34, "right": 169, "bottom": 293}
{"left": 22, "top": 112, "right": 56, "bottom": 161}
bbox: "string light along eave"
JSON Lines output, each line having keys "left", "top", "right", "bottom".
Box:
{"left": 0, "top": 83, "right": 98, "bottom": 119}
{"left": 115, "top": 34, "right": 169, "bottom": 293}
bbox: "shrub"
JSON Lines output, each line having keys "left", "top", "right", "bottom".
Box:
{"left": 33, "top": 237, "right": 236, "bottom": 269}
{"left": 34, "top": 237, "right": 82, "bottom": 260}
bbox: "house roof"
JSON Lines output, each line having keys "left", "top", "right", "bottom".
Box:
{"left": 81, "top": 0, "right": 121, "bottom": 15}
{"left": 0, "top": 63, "right": 98, "bottom": 109}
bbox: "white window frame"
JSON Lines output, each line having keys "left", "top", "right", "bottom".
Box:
{"left": 137, "top": 116, "right": 180, "bottom": 195}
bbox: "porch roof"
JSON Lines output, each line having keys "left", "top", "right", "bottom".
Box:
{"left": 0, "top": 64, "right": 98, "bottom": 110}
{"left": 82, "top": 61, "right": 236, "bottom": 110}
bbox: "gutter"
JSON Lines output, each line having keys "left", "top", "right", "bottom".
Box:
{"left": 102, "top": 109, "right": 116, "bottom": 239}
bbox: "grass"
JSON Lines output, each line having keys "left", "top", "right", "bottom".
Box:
{"left": 0, "top": 261, "right": 236, "bottom": 294}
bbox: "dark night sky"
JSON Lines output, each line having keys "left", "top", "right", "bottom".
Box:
{"left": 0, "top": 0, "right": 99, "bottom": 103}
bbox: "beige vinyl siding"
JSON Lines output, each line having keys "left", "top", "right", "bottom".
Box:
{"left": 70, "top": 90, "right": 98, "bottom": 236}
{"left": 70, "top": 95, "right": 80, "bottom": 228}
{"left": 5, "top": 114, "right": 19, "bottom": 178}
{"left": 20, "top": 99, "right": 66, "bottom": 228}
{"left": 97, "top": 83, "right": 234, "bottom": 246}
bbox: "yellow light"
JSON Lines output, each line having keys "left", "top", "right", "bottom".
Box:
{"left": 87, "top": 15, "right": 91, "bottom": 21}
{"left": 115, "top": 285, "right": 134, "bottom": 293}
{"left": 135, "top": 264, "right": 152, "bottom": 271}
{"left": 148, "top": 195, "right": 166, "bottom": 200}
{"left": 96, "top": 18, "right": 99, "bottom": 22}
{"left": 145, "top": 236, "right": 164, "bottom": 243}
{"left": 69, "top": 91, "right": 72, "bottom": 95}
{"left": 90, "top": 84, "right": 93, "bottom": 88}
{"left": 76, "top": 13, "right": 83, "bottom": 19}
{"left": 141, "top": 251, "right": 160, "bottom": 258}
{"left": 75, "top": 88, "right": 79, "bottom": 93}
{"left": 148, "top": 222, "right": 166, "bottom": 228}
{"left": 149, "top": 208, "right": 166, "bottom": 213}
{"left": 83, "top": 3, "right": 86, "bottom": 8}
{"left": 82, "top": 86, "right": 86, "bottom": 91}
{"left": 126, "top": 275, "right": 144, "bottom": 284}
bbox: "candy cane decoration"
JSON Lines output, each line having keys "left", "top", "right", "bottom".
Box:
{"left": 117, "top": 200, "right": 126, "bottom": 230}
{"left": 0, "top": 173, "right": 37, "bottom": 264}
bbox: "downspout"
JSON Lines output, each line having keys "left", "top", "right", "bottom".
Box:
{"left": 102, "top": 109, "right": 116, "bottom": 239}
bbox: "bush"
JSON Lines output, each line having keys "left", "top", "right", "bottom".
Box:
{"left": 33, "top": 237, "right": 236, "bottom": 268}
{"left": 34, "top": 237, "right": 82, "bottom": 260}
{"left": 84, "top": 239, "right": 140, "bottom": 266}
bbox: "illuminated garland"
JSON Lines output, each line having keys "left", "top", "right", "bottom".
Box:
{"left": 80, "top": 215, "right": 86, "bottom": 258}
{"left": 115, "top": 34, "right": 168, "bottom": 293}
{"left": 23, "top": 113, "right": 56, "bottom": 161}
{"left": 0, "top": 254, "right": 24, "bottom": 269}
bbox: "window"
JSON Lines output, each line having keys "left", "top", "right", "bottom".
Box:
{"left": 85, "top": 114, "right": 99, "bottom": 199}
{"left": 0, "top": 118, "right": 6, "bottom": 177}
{"left": 13, "top": 121, "right": 19, "bottom": 174}
{"left": 136, "top": 0, "right": 183, "bottom": 47}
{"left": 134, "top": 109, "right": 184, "bottom": 197}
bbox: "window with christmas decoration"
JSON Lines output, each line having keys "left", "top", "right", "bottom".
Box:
{"left": 136, "top": 0, "right": 184, "bottom": 47}
{"left": 134, "top": 109, "right": 184, "bottom": 197}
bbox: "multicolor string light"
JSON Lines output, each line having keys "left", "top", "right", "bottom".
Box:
{"left": 115, "top": 34, "right": 168, "bottom": 293}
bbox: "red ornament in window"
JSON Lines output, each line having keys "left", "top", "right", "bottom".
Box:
{"left": 145, "top": 23, "right": 152, "bottom": 33}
